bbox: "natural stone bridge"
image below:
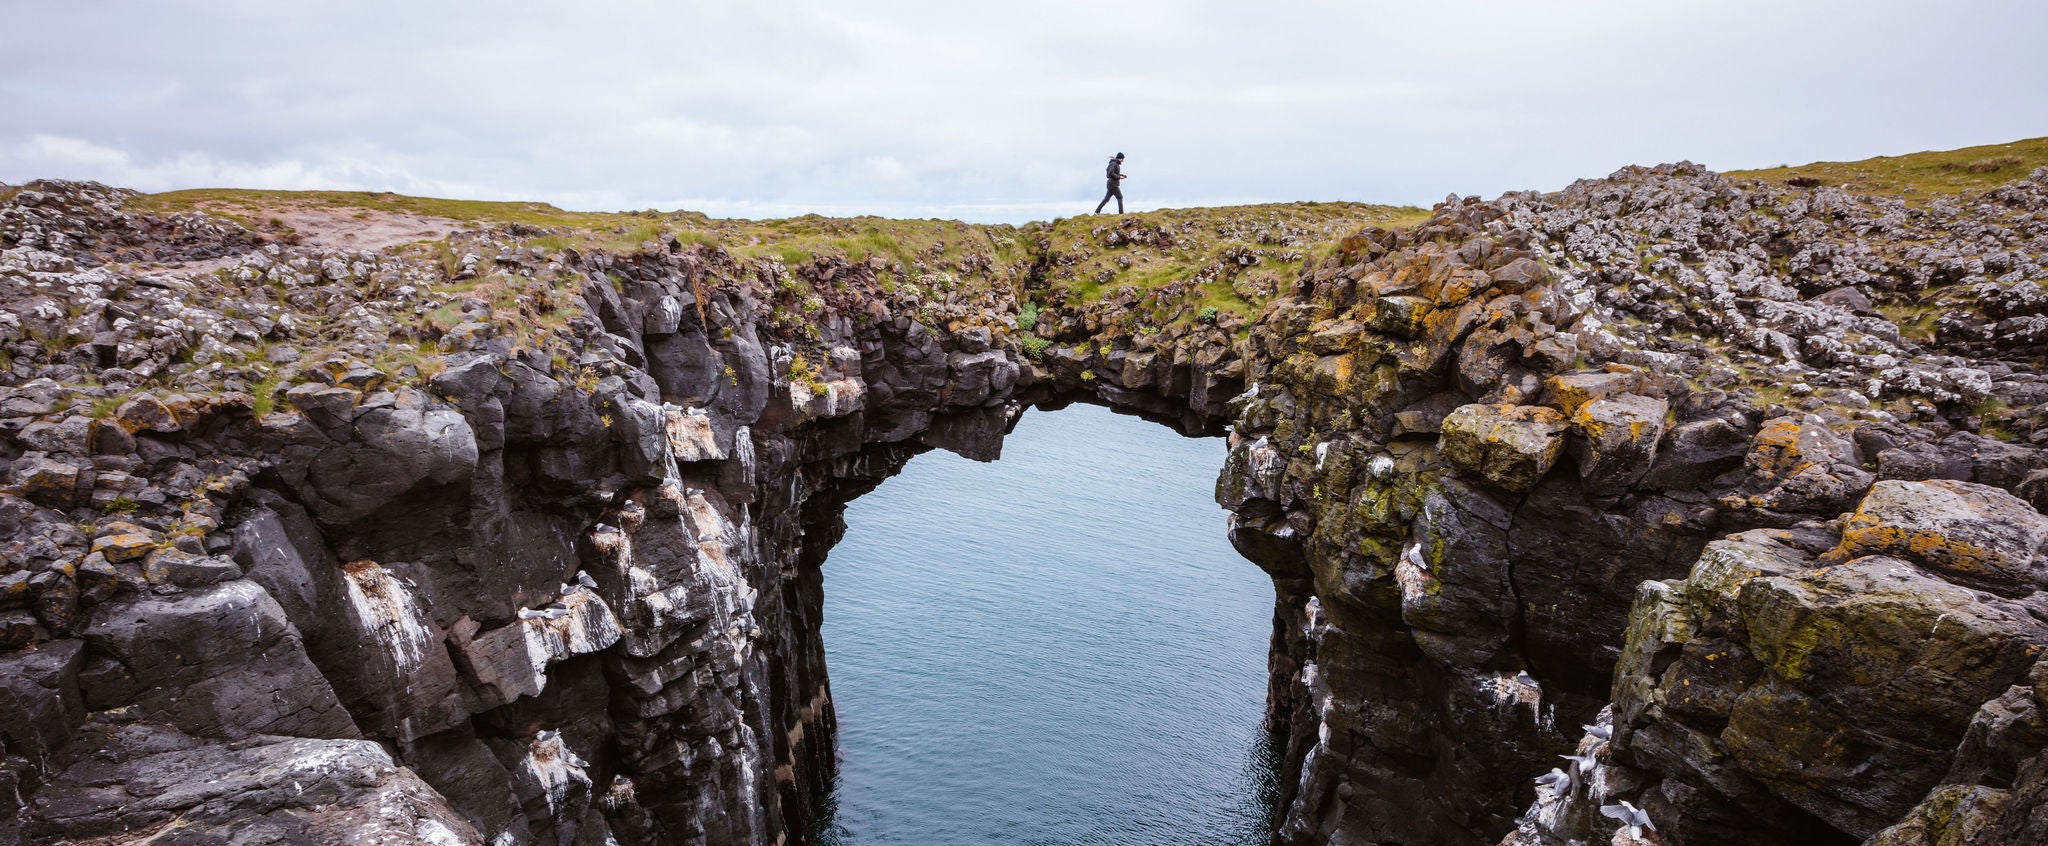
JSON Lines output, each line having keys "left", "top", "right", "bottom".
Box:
{"left": 3, "top": 164, "right": 2048, "bottom": 845}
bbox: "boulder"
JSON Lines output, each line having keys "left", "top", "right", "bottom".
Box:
{"left": 16, "top": 416, "right": 89, "bottom": 455}
{"left": 1571, "top": 393, "right": 1669, "bottom": 496}
{"left": 1371, "top": 295, "right": 1431, "bottom": 337}
{"left": 1489, "top": 256, "right": 1550, "bottom": 292}
{"left": 80, "top": 580, "right": 359, "bottom": 740}
{"left": 113, "top": 394, "right": 180, "bottom": 434}
{"left": 1876, "top": 441, "right": 1973, "bottom": 483}
{"left": 13, "top": 453, "right": 87, "bottom": 509}
{"left": 1392, "top": 391, "right": 1473, "bottom": 437}
{"left": 285, "top": 383, "right": 362, "bottom": 431}
{"left": 296, "top": 388, "right": 479, "bottom": 526}
{"left": 1823, "top": 479, "right": 2048, "bottom": 597}
{"left": 0, "top": 639, "right": 86, "bottom": 761}
{"left": 1943, "top": 684, "right": 2048, "bottom": 789}
{"left": 945, "top": 350, "right": 1019, "bottom": 408}
{"left": 1544, "top": 370, "right": 1644, "bottom": 416}
{"left": 1722, "top": 414, "right": 1874, "bottom": 518}
{"left": 25, "top": 720, "right": 482, "bottom": 844}
{"left": 141, "top": 548, "right": 243, "bottom": 588}
{"left": 1866, "top": 784, "right": 2011, "bottom": 846}
{"left": 1439, "top": 403, "right": 1569, "bottom": 492}
{"left": 1614, "top": 524, "right": 2048, "bottom": 840}
{"left": 1811, "top": 286, "right": 1874, "bottom": 315}
{"left": 89, "top": 523, "right": 157, "bottom": 563}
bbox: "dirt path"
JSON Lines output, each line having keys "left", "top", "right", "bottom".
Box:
{"left": 126, "top": 200, "right": 472, "bottom": 277}
{"left": 259, "top": 205, "right": 465, "bottom": 251}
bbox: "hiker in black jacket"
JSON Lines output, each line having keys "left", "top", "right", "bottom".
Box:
{"left": 1094, "top": 152, "right": 1126, "bottom": 214}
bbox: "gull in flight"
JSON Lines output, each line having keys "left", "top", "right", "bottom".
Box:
{"left": 1601, "top": 800, "right": 1656, "bottom": 835}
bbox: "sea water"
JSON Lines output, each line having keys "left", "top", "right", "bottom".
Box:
{"left": 812, "top": 402, "right": 1278, "bottom": 845}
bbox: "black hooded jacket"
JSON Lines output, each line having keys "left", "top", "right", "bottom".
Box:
{"left": 1105, "top": 156, "right": 1122, "bottom": 187}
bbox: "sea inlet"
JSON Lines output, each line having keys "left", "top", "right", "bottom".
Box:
{"left": 812, "top": 402, "right": 1279, "bottom": 845}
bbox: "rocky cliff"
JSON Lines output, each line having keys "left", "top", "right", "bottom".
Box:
{"left": 0, "top": 181, "right": 1307, "bottom": 845}
{"left": 1, "top": 144, "right": 2045, "bottom": 846}
{"left": 1221, "top": 160, "right": 2048, "bottom": 845}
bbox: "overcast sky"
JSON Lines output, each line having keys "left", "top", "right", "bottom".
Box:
{"left": 3, "top": 1, "right": 2044, "bottom": 223}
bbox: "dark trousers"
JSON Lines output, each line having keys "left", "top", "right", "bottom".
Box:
{"left": 1095, "top": 182, "right": 1123, "bottom": 214}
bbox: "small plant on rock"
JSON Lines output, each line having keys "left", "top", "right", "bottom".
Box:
{"left": 787, "top": 354, "right": 818, "bottom": 383}
{"left": 87, "top": 395, "right": 125, "bottom": 419}
{"left": 787, "top": 354, "right": 830, "bottom": 397}
{"left": 249, "top": 373, "right": 284, "bottom": 417}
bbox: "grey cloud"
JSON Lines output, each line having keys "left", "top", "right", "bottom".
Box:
{"left": 1, "top": 0, "right": 2044, "bottom": 223}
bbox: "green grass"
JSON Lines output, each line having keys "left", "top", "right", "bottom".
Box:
{"left": 249, "top": 372, "right": 284, "bottom": 417}
{"left": 524, "top": 234, "right": 577, "bottom": 253}
{"left": 138, "top": 188, "right": 709, "bottom": 231}
{"left": 1019, "top": 201, "right": 1424, "bottom": 328}
{"left": 722, "top": 217, "right": 1024, "bottom": 275}
{"left": 86, "top": 394, "right": 126, "bottom": 419}
{"left": 373, "top": 342, "right": 446, "bottom": 380}
{"left": 123, "top": 187, "right": 1439, "bottom": 339}
{"left": 770, "top": 245, "right": 814, "bottom": 266}
{"left": 1876, "top": 302, "right": 1944, "bottom": 344}
{"left": 1728, "top": 136, "right": 2048, "bottom": 201}
{"left": 673, "top": 230, "right": 720, "bottom": 250}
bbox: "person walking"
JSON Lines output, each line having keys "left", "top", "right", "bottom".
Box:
{"left": 1094, "top": 152, "right": 1127, "bottom": 214}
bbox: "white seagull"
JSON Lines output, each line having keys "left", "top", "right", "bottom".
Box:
{"left": 1601, "top": 800, "right": 1656, "bottom": 835}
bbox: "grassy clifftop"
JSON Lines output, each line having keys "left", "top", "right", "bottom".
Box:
{"left": 1728, "top": 136, "right": 2048, "bottom": 200}
{"left": 135, "top": 186, "right": 1426, "bottom": 335}
{"left": 118, "top": 133, "right": 2048, "bottom": 343}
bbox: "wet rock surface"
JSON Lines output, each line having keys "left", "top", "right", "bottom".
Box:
{"left": 1, "top": 160, "right": 2045, "bottom": 845}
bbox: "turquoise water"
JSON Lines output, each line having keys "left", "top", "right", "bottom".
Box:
{"left": 811, "top": 402, "right": 1279, "bottom": 846}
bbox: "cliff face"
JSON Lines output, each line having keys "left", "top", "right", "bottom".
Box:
{"left": 0, "top": 181, "right": 1266, "bottom": 845}
{"left": 1221, "top": 164, "right": 2048, "bottom": 845}
{"left": 1, "top": 158, "right": 2045, "bottom": 846}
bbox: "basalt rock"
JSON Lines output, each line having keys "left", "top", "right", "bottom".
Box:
{"left": 1571, "top": 393, "right": 1668, "bottom": 497}
{"left": 1590, "top": 496, "right": 2048, "bottom": 843}
{"left": 1823, "top": 478, "right": 2048, "bottom": 597}
{"left": 1440, "top": 403, "right": 1570, "bottom": 492}
{"left": 2, "top": 158, "right": 2045, "bottom": 846}
{"left": 0, "top": 179, "right": 1257, "bottom": 845}
{"left": 1229, "top": 163, "right": 2048, "bottom": 846}
{"left": 23, "top": 720, "right": 481, "bottom": 844}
